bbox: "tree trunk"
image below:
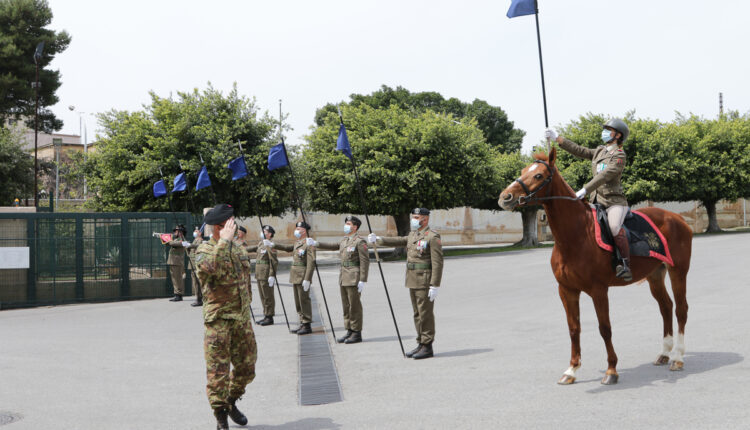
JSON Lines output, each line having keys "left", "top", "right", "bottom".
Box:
{"left": 388, "top": 213, "right": 411, "bottom": 258}
{"left": 514, "top": 208, "right": 539, "bottom": 247}
{"left": 703, "top": 200, "right": 722, "bottom": 233}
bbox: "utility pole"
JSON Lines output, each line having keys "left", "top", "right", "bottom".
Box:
{"left": 33, "top": 42, "right": 44, "bottom": 207}
{"left": 719, "top": 92, "right": 723, "bottom": 116}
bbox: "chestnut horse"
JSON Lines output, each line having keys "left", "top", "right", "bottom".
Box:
{"left": 499, "top": 148, "right": 692, "bottom": 385}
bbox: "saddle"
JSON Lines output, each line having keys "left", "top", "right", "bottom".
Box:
{"left": 590, "top": 204, "right": 674, "bottom": 267}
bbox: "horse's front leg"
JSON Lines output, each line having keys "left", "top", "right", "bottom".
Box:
{"left": 591, "top": 288, "right": 619, "bottom": 385}
{"left": 557, "top": 285, "right": 582, "bottom": 385}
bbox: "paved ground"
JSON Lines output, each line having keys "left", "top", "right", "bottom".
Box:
{"left": 1, "top": 233, "right": 748, "bottom": 429}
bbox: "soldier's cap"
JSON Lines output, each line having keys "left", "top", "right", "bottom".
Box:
{"left": 262, "top": 225, "right": 276, "bottom": 235}
{"left": 412, "top": 207, "right": 430, "bottom": 215}
{"left": 345, "top": 215, "right": 361, "bottom": 227}
{"left": 238, "top": 226, "right": 247, "bottom": 233}
{"left": 295, "top": 221, "right": 311, "bottom": 231}
{"left": 173, "top": 224, "right": 186, "bottom": 233}
{"left": 203, "top": 204, "right": 234, "bottom": 225}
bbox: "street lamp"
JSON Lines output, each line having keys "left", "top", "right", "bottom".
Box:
{"left": 68, "top": 105, "right": 89, "bottom": 199}
{"left": 33, "top": 41, "right": 44, "bottom": 207}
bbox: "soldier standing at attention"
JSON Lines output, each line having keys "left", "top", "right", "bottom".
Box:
{"left": 310, "top": 216, "right": 370, "bottom": 344}
{"left": 195, "top": 204, "right": 257, "bottom": 430}
{"left": 189, "top": 226, "right": 204, "bottom": 307}
{"left": 166, "top": 224, "right": 190, "bottom": 302}
{"left": 368, "top": 208, "right": 443, "bottom": 359}
{"left": 274, "top": 221, "right": 316, "bottom": 335}
{"left": 245, "top": 225, "right": 278, "bottom": 326}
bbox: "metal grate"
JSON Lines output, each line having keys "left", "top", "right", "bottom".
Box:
{"left": 298, "top": 290, "right": 343, "bottom": 406}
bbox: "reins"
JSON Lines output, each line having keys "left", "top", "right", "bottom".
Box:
{"left": 515, "top": 159, "right": 581, "bottom": 205}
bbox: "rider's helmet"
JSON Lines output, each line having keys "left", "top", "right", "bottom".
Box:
{"left": 603, "top": 118, "right": 630, "bottom": 144}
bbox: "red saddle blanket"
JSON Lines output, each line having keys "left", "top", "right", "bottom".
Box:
{"left": 591, "top": 206, "right": 674, "bottom": 266}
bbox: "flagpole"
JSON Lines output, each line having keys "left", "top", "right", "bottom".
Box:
{"left": 338, "top": 110, "right": 405, "bottom": 357}
{"left": 532, "top": 0, "right": 551, "bottom": 151}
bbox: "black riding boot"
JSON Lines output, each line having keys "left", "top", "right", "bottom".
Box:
{"left": 613, "top": 229, "right": 633, "bottom": 281}
{"left": 337, "top": 329, "right": 353, "bottom": 343}
{"left": 213, "top": 408, "right": 229, "bottom": 430}
{"left": 227, "top": 397, "right": 248, "bottom": 426}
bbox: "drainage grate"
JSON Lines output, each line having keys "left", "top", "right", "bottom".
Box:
{"left": 0, "top": 412, "right": 22, "bottom": 426}
{"left": 298, "top": 290, "right": 343, "bottom": 406}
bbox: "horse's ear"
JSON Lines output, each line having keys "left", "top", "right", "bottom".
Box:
{"left": 549, "top": 146, "right": 557, "bottom": 166}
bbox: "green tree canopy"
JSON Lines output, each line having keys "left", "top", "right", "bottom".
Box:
{"left": 85, "top": 84, "right": 292, "bottom": 216}
{"left": 0, "top": 0, "right": 71, "bottom": 132}
{"left": 314, "top": 85, "right": 525, "bottom": 153}
{"left": 0, "top": 127, "right": 33, "bottom": 204}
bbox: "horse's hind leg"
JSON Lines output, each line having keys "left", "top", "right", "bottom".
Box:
{"left": 667, "top": 265, "right": 689, "bottom": 371}
{"left": 647, "top": 264, "right": 673, "bottom": 365}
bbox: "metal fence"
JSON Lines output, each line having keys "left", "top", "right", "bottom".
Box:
{"left": 0, "top": 212, "right": 199, "bottom": 309}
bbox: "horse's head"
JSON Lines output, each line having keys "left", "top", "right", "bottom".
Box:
{"left": 498, "top": 147, "right": 557, "bottom": 211}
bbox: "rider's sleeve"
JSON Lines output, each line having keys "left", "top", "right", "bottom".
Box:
{"left": 559, "top": 138, "right": 596, "bottom": 160}
{"left": 584, "top": 151, "right": 626, "bottom": 192}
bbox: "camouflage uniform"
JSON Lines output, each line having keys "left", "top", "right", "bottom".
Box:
{"left": 196, "top": 237, "right": 257, "bottom": 411}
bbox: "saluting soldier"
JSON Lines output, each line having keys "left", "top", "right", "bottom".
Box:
{"left": 166, "top": 224, "right": 190, "bottom": 302}
{"left": 189, "top": 225, "right": 204, "bottom": 307}
{"left": 195, "top": 204, "right": 257, "bottom": 430}
{"left": 368, "top": 208, "right": 443, "bottom": 359}
{"left": 311, "top": 216, "right": 370, "bottom": 344}
{"left": 274, "top": 221, "right": 316, "bottom": 335}
{"left": 245, "top": 225, "right": 279, "bottom": 326}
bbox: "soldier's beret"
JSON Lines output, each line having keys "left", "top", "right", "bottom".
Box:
{"left": 262, "top": 225, "right": 276, "bottom": 235}
{"left": 173, "top": 224, "right": 186, "bottom": 233}
{"left": 238, "top": 226, "right": 247, "bottom": 233}
{"left": 412, "top": 208, "right": 430, "bottom": 215}
{"left": 345, "top": 215, "right": 361, "bottom": 227}
{"left": 204, "top": 204, "right": 234, "bottom": 225}
{"left": 296, "top": 221, "right": 311, "bottom": 230}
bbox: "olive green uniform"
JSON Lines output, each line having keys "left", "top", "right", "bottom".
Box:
{"left": 379, "top": 227, "right": 443, "bottom": 345}
{"left": 246, "top": 240, "right": 278, "bottom": 317}
{"left": 276, "top": 240, "right": 316, "bottom": 324}
{"left": 166, "top": 238, "right": 186, "bottom": 295}
{"left": 188, "top": 236, "right": 203, "bottom": 300}
{"left": 316, "top": 234, "right": 370, "bottom": 332}
{"left": 195, "top": 237, "right": 257, "bottom": 411}
{"left": 559, "top": 138, "right": 627, "bottom": 208}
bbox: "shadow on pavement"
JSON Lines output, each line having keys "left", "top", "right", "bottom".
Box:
{"left": 251, "top": 417, "right": 341, "bottom": 429}
{"left": 362, "top": 335, "right": 403, "bottom": 343}
{"left": 435, "top": 348, "right": 494, "bottom": 358}
{"left": 586, "top": 351, "right": 744, "bottom": 393}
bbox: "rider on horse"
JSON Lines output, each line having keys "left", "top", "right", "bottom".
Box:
{"left": 545, "top": 119, "right": 633, "bottom": 281}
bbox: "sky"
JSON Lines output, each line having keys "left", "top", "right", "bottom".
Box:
{"left": 45, "top": 0, "right": 750, "bottom": 153}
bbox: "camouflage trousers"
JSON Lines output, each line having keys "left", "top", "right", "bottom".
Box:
{"left": 204, "top": 318, "right": 257, "bottom": 410}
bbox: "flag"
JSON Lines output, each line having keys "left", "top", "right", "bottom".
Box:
{"left": 172, "top": 172, "right": 187, "bottom": 193}
{"left": 228, "top": 156, "right": 248, "bottom": 181}
{"left": 336, "top": 123, "right": 353, "bottom": 160}
{"left": 153, "top": 180, "right": 167, "bottom": 197}
{"left": 267, "top": 143, "right": 289, "bottom": 171}
{"left": 507, "top": 0, "right": 536, "bottom": 18}
{"left": 196, "top": 166, "right": 212, "bottom": 190}
{"left": 159, "top": 233, "right": 173, "bottom": 244}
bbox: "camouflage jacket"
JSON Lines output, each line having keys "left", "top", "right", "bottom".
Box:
{"left": 195, "top": 237, "right": 252, "bottom": 323}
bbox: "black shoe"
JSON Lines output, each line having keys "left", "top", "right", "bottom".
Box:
{"left": 405, "top": 344, "right": 422, "bottom": 358}
{"left": 190, "top": 300, "right": 202, "bottom": 307}
{"left": 296, "top": 323, "right": 312, "bottom": 335}
{"left": 290, "top": 324, "right": 303, "bottom": 334}
{"left": 412, "top": 343, "right": 433, "bottom": 360}
{"left": 337, "top": 329, "right": 353, "bottom": 343}
{"left": 227, "top": 397, "right": 248, "bottom": 426}
{"left": 344, "top": 331, "right": 362, "bottom": 344}
{"left": 169, "top": 294, "right": 183, "bottom": 302}
{"left": 213, "top": 408, "right": 229, "bottom": 430}
{"left": 616, "top": 258, "right": 633, "bottom": 282}
{"left": 259, "top": 316, "right": 274, "bottom": 326}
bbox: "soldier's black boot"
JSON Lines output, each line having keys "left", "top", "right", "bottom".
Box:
{"left": 290, "top": 323, "right": 303, "bottom": 334}
{"left": 227, "top": 397, "right": 248, "bottom": 426}
{"left": 169, "top": 294, "right": 182, "bottom": 302}
{"left": 405, "top": 344, "right": 422, "bottom": 358}
{"left": 613, "top": 230, "right": 633, "bottom": 282}
{"left": 412, "top": 343, "right": 434, "bottom": 360}
{"left": 259, "top": 316, "right": 274, "bottom": 326}
{"left": 190, "top": 299, "right": 202, "bottom": 307}
{"left": 213, "top": 408, "right": 229, "bottom": 430}
{"left": 296, "top": 323, "right": 312, "bottom": 335}
{"left": 337, "top": 329, "right": 353, "bottom": 343}
{"left": 345, "top": 331, "right": 362, "bottom": 344}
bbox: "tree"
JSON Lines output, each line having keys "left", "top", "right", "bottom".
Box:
{"left": 84, "top": 84, "right": 292, "bottom": 216}
{"left": 0, "top": 0, "right": 71, "bottom": 132}
{"left": 303, "top": 104, "right": 507, "bottom": 243}
{"left": 314, "top": 85, "right": 525, "bottom": 153}
{"left": 0, "top": 127, "right": 33, "bottom": 204}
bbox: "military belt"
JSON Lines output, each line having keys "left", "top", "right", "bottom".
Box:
{"left": 342, "top": 261, "right": 360, "bottom": 267}
{"left": 407, "top": 263, "right": 431, "bottom": 270}
{"left": 292, "top": 262, "right": 307, "bottom": 267}
{"left": 256, "top": 261, "right": 269, "bottom": 265}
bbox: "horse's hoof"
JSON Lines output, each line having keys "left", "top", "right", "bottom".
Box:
{"left": 601, "top": 373, "right": 619, "bottom": 385}
{"left": 670, "top": 361, "right": 684, "bottom": 371}
{"left": 557, "top": 374, "right": 576, "bottom": 385}
{"left": 653, "top": 355, "right": 670, "bottom": 366}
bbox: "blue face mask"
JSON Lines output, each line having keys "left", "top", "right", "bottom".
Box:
{"left": 294, "top": 230, "right": 302, "bottom": 239}
{"left": 601, "top": 129, "right": 614, "bottom": 144}
{"left": 410, "top": 218, "right": 421, "bottom": 231}
{"left": 344, "top": 224, "right": 352, "bottom": 234}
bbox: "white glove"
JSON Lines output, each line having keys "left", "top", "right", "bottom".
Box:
{"left": 181, "top": 241, "right": 191, "bottom": 248}
{"left": 357, "top": 281, "right": 365, "bottom": 293}
{"left": 545, "top": 128, "right": 558, "bottom": 141}
{"left": 575, "top": 188, "right": 587, "bottom": 199}
{"left": 263, "top": 239, "right": 274, "bottom": 247}
{"left": 306, "top": 238, "right": 317, "bottom": 247}
{"left": 268, "top": 276, "right": 276, "bottom": 287}
{"left": 302, "top": 280, "right": 311, "bottom": 291}
{"left": 428, "top": 286, "right": 439, "bottom": 302}
{"left": 367, "top": 233, "right": 379, "bottom": 244}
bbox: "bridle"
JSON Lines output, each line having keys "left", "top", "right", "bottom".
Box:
{"left": 514, "top": 160, "right": 579, "bottom": 205}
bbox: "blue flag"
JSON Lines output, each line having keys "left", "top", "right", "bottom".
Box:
{"left": 507, "top": 0, "right": 536, "bottom": 18}
{"left": 196, "top": 166, "right": 212, "bottom": 190}
{"left": 228, "top": 156, "right": 248, "bottom": 181}
{"left": 172, "top": 172, "right": 187, "bottom": 193}
{"left": 267, "top": 143, "right": 289, "bottom": 171}
{"left": 336, "top": 123, "right": 353, "bottom": 160}
{"left": 153, "top": 180, "right": 167, "bottom": 197}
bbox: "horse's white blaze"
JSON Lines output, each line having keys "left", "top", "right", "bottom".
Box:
{"left": 529, "top": 164, "right": 539, "bottom": 171}
{"left": 670, "top": 333, "right": 685, "bottom": 362}
{"left": 563, "top": 364, "right": 580, "bottom": 377}
{"left": 661, "top": 335, "right": 674, "bottom": 356}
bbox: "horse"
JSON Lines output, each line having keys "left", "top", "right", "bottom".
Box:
{"left": 498, "top": 147, "right": 692, "bottom": 385}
